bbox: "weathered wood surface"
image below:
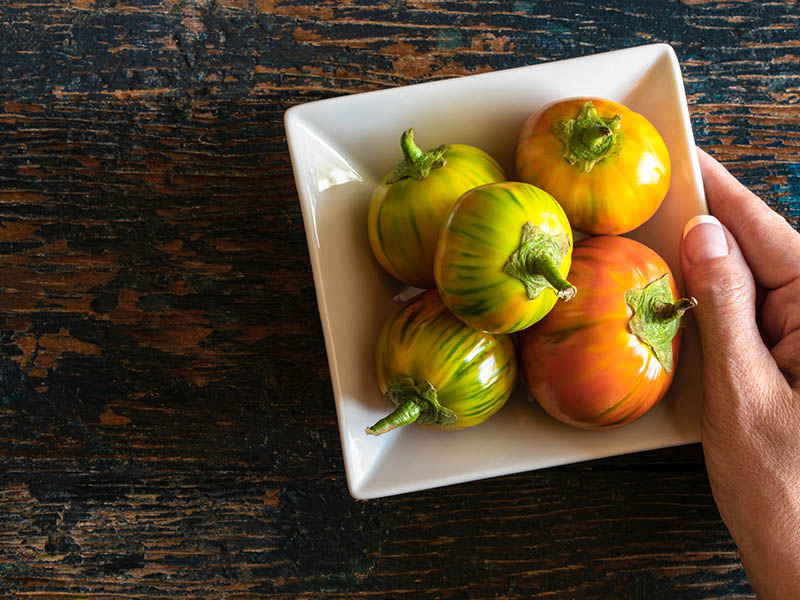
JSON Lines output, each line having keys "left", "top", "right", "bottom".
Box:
{"left": 0, "top": 0, "right": 797, "bottom": 598}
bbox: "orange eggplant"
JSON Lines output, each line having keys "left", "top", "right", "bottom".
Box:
{"left": 516, "top": 98, "right": 670, "bottom": 235}
{"left": 518, "top": 236, "right": 695, "bottom": 430}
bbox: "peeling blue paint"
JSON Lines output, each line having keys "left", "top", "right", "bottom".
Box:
{"left": 437, "top": 29, "right": 463, "bottom": 51}
{"left": 773, "top": 164, "right": 800, "bottom": 219}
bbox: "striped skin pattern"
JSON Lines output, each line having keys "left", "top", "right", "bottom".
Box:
{"left": 375, "top": 289, "right": 517, "bottom": 431}
{"left": 516, "top": 97, "right": 671, "bottom": 236}
{"left": 518, "top": 236, "right": 684, "bottom": 430}
{"left": 434, "top": 181, "right": 573, "bottom": 334}
{"left": 368, "top": 143, "right": 506, "bottom": 289}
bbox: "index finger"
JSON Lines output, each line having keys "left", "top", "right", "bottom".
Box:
{"left": 697, "top": 147, "right": 800, "bottom": 290}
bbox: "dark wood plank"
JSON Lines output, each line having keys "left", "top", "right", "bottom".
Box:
{"left": 0, "top": 0, "right": 797, "bottom": 598}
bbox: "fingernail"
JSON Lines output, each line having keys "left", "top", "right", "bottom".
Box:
{"left": 682, "top": 215, "right": 729, "bottom": 264}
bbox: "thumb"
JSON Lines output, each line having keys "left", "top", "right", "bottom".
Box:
{"left": 680, "top": 215, "right": 764, "bottom": 387}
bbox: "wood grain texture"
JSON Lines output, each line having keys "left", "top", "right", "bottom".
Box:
{"left": 0, "top": 0, "right": 797, "bottom": 598}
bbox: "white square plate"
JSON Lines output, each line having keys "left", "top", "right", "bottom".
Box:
{"left": 285, "top": 43, "right": 707, "bottom": 500}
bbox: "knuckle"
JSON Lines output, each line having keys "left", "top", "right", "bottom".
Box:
{"left": 761, "top": 276, "right": 800, "bottom": 344}
{"left": 689, "top": 261, "right": 754, "bottom": 312}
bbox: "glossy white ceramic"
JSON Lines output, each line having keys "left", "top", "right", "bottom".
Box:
{"left": 285, "top": 43, "right": 707, "bottom": 500}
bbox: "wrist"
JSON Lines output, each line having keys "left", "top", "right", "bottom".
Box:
{"left": 712, "top": 468, "right": 800, "bottom": 598}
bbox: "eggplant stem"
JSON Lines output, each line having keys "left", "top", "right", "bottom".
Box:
{"left": 365, "top": 376, "right": 456, "bottom": 436}
{"left": 386, "top": 129, "right": 448, "bottom": 183}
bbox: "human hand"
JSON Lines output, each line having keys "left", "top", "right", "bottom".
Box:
{"left": 680, "top": 148, "right": 800, "bottom": 598}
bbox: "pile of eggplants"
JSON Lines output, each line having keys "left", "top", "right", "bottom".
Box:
{"left": 365, "top": 98, "right": 695, "bottom": 436}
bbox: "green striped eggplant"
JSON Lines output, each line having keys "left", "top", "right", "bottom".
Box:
{"left": 366, "top": 289, "right": 517, "bottom": 436}
{"left": 368, "top": 128, "right": 506, "bottom": 288}
{"left": 434, "top": 181, "right": 576, "bottom": 334}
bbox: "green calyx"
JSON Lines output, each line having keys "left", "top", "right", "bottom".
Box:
{"left": 503, "top": 222, "right": 577, "bottom": 302}
{"left": 625, "top": 274, "right": 698, "bottom": 373}
{"left": 365, "top": 375, "right": 456, "bottom": 436}
{"left": 386, "top": 128, "right": 449, "bottom": 184}
{"left": 551, "top": 101, "right": 621, "bottom": 172}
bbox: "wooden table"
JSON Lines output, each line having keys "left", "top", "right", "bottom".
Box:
{"left": 0, "top": 1, "right": 797, "bottom": 598}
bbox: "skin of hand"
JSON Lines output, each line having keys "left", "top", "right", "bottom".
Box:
{"left": 680, "top": 148, "right": 800, "bottom": 598}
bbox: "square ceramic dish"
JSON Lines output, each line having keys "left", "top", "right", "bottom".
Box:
{"left": 285, "top": 43, "right": 707, "bottom": 500}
